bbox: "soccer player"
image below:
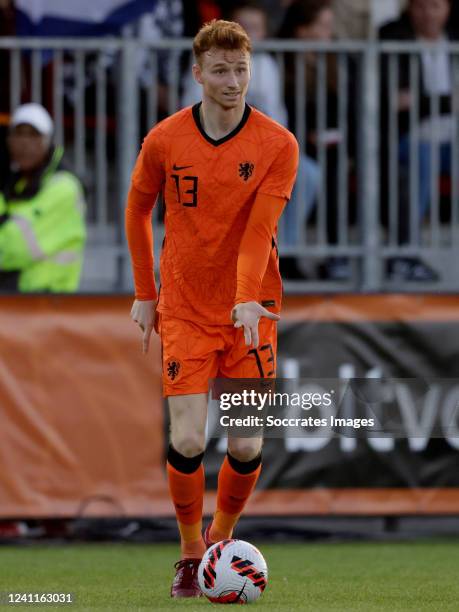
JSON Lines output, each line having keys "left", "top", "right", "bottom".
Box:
{"left": 125, "top": 19, "right": 298, "bottom": 597}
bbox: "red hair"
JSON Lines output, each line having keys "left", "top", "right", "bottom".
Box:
{"left": 193, "top": 19, "right": 252, "bottom": 64}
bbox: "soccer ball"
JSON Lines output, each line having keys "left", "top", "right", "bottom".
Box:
{"left": 198, "top": 539, "right": 268, "bottom": 603}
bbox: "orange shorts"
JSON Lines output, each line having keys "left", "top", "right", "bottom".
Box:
{"left": 159, "top": 315, "right": 277, "bottom": 397}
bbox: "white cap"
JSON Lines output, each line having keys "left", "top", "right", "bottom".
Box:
{"left": 10, "top": 103, "right": 54, "bottom": 137}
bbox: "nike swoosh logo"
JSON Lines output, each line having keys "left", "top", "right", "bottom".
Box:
{"left": 172, "top": 164, "right": 193, "bottom": 171}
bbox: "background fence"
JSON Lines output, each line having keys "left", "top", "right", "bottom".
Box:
{"left": 1, "top": 37, "right": 459, "bottom": 292}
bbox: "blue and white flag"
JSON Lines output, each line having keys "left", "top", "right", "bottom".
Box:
{"left": 16, "top": 0, "right": 158, "bottom": 36}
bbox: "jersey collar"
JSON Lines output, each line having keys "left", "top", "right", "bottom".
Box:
{"left": 192, "top": 102, "right": 251, "bottom": 147}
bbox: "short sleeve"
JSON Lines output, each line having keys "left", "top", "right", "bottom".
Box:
{"left": 257, "top": 133, "right": 299, "bottom": 200}
{"left": 131, "top": 127, "right": 166, "bottom": 195}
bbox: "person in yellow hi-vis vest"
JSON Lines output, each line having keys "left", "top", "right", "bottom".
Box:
{"left": 0, "top": 103, "right": 86, "bottom": 293}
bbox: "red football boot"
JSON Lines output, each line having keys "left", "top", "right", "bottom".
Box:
{"left": 170, "top": 559, "right": 202, "bottom": 598}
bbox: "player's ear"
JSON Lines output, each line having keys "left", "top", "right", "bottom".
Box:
{"left": 192, "top": 63, "right": 204, "bottom": 85}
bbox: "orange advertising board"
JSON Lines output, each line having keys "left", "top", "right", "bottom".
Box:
{"left": 0, "top": 295, "right": 458, "bottom": 517}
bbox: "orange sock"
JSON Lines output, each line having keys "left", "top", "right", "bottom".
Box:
{"left": 209, "top": 454, "right": 261, "bottom": 543}
{"left": 167, "top": 462, "right": 206, "bottom": 559}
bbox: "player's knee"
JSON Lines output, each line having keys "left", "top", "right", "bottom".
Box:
{"left": 171, "top": 433, "right": 205, "bottom": 458}
{"left": 228, "top": 441, "right": 262, "bottom": 462}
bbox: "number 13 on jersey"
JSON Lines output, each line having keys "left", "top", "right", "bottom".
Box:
{"left": 171, "top": 174, "right": 199, "bottom": 207}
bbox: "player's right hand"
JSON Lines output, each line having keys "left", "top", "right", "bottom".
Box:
{"left": 130, "top": 299, "right": 157, "bottom": 354}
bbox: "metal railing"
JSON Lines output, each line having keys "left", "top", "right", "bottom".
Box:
{"left": 1, "top": 37, "right": 458, "bottom": 292}
{"left": 379, "top": 41, "right": 459, "bottom": 290}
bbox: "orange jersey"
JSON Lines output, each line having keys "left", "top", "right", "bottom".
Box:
{"left": 127, "top": 103, "right": 298, "bottom": 325}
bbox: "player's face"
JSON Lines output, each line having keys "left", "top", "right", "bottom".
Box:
{"left": 194, "top": 48, "right": 251, "bottom": 110}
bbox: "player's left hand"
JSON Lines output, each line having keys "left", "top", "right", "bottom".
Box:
{"left": 231, "top": 301, "right": 280, "bottom": 348}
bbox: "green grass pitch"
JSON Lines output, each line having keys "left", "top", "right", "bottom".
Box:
{"left": 1, "top": 540, "right": 458, "bottom": 611}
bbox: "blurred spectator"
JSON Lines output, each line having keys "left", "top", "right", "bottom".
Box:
{"left": 380, "top": 0, "right": 456, "bottom": 281}
{"left": 280, "top": 0, "right": 354, "bottom": 280}
{"left": 0, "top": 104, "right": 86, "bottom": 293}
